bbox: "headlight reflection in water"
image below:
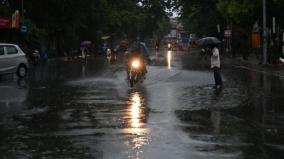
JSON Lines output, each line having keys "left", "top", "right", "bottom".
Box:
{"left": 130, "top": 92, "right": 142, "bottom": 129}
{"left": 127, "top": 91, "right": 149, "bottom": 158}
{"left": 167, "top": 50, "right": 172, "bottom": 69}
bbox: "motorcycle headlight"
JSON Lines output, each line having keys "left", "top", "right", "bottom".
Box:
{"left": 131, "top": 59, "right": 141, "bottom": 69}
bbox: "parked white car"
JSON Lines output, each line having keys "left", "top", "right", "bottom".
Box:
{"left": 0, "top": 43, "right": 28, "bottom": 78}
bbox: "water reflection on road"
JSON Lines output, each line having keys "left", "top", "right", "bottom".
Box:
{"left": 1, "top": 52, "right": 284, "bottom": 158}
{"left": 0, "top": 78, "right": 28, "bottom": 120}
{"left": 127, "top": 91, "right": 149, "bottom": 158}
{"left": 177, "top": 51, "right": 284, "bottom": 158}
{"left": 167, "top": 50, "right": 172, "bottom": 69}
{"left": 65, "top": 76, "right": 151, "bottom": 159}
{"left": 129, "top": 92, "right": 143, "bottom": 129}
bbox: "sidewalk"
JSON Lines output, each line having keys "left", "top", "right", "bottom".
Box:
{"left": 223, "top": 54, "right": 284, "bottom": 78}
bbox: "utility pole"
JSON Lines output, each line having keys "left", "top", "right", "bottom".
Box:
{"left": 262, "top": 0, "right": 267, "bottom": 64}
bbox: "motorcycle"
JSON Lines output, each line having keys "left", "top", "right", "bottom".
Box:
{"left": 128, "top": 58, "right": 145, "bottom": 87}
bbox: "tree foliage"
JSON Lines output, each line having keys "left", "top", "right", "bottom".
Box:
{"left": 217, "top": 0, "right": 261, "bottom": 25}
{"left": 174, "top": 0, "right": 284, "bottom": 61}
{"left": 1, "top": 0, "right": 171, "bottom": 54}
{"left": 174, "top": 0, "right": 223, "bottom": 36}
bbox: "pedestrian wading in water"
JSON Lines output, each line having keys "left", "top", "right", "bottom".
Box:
{"left": 210, "top": 45, "right": 223, "bottom": 89}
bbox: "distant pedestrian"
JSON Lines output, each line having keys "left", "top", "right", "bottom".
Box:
{"left": 81, "top": 47, "right": 86, "bottom": 60}
{"left": 210, "top": 45, "right": 222, "bottom": 88}
{"left": 155, "top": 41, "right": 160, "bottom": 52}
{"left": 41, "top": 51, "right": 48, "bottom": 62}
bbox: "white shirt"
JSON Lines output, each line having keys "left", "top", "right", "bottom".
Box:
{"left": 81, "top": 48, "right": 86, "bottom": 58}
{"left": 211, "top": 47, "right": 220, "bottom": 68}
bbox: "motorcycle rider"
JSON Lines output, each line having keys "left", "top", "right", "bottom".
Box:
{"left": 106, "top": 48, "right": 112, "bottom": 62}
{"left": 125, "top": 44, "right": 147, "bottom": 79}
{"left": 167, "top": 42, "right": 172, "bottom": 51}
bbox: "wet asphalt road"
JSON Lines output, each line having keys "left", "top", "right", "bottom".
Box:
{"left": 1, "top": 49, "right": 284, "bottom": 159}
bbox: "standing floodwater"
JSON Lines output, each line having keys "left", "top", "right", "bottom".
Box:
{"left": 0, "top": 50, "right": 284, "bottom": 159}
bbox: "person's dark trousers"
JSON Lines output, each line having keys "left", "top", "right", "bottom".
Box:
{"left": 213, "top": 67, "right": 223, "bottom": 86}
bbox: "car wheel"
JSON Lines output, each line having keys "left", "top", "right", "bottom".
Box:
{"left": 17, "top": 64, "right": 27, "bottom": 78}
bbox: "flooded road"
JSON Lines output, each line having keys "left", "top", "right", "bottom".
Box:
{"left": 1, "top": 50, "right": 284, "bottom": 159}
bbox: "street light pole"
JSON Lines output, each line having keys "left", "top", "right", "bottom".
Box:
{"left": 262, "top": 0, "right": 267, "bottom": 64}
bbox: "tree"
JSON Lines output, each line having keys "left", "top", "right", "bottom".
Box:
{"left": 216, "top": 0, "right": 261, "bottom": 58}
{"left": 1, "top": 0, "right": 171, "bottom": 55}
{"left": 174, "top": 0, "right": 223, "bottom": 36}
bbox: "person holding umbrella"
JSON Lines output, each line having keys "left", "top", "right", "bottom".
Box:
{"left": 197, "top": 37, "right": 222, "bottom": 89}
{"left": 80, "top": 41, "right": 91, "bottom": 62}
{"left": 210, "top": 44, "right": 222, "bottom": 89}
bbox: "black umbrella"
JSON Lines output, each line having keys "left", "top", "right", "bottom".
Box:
{"left": 196, "top": 37, "right": 221, "bottom": 46}
{"left": 80, "top": 41, "right": 92, "bottom": 46}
